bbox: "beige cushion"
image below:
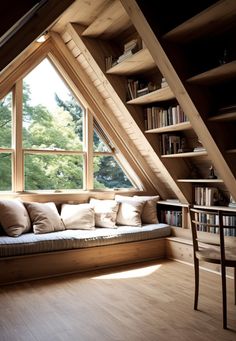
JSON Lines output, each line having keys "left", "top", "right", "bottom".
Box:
{"left": 133, "top": 195, "right": 160, "bottom": 224}
{"left": 0, "top": 200, "right": 31, "bottom": 237}
{"left": 115, "top": 195, "right": 145, "bottom": 226}
{"left": 61, "top": 203, "right": 95, "bottom": 230}
{"left": 25, "top": 202, "right": 65, "bottom": 234}
{"left": 89, "top": 198, "right": 119, "bottom": 228}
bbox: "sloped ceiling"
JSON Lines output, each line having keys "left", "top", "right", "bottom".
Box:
{"left": 0, "top": 0, "right": 75, "bottom": 73}
{"left": 4, "top": 0, "right": 232, "bottom": 202}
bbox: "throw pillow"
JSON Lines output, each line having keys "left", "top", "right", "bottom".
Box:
{"left": 133, "top": 195, "right": 160, "bottom": 224}
{"left": 25, "top": 202, "right": 65, "bottom": 234}
{"left": 61, "top": 203, "right": 95, "bottom": 230}
{"left": 116, "top": 200, "right": 145, "bottom": 227}
{"left": 0, "top": 200, "right": 31, "bottom": 237}
{"left": 89, "top": 198, "right": 119, "bottom": 228}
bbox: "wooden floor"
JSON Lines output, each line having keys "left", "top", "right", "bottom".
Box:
{"left": 0, "top": 260, "right": 236, "bottom": 341}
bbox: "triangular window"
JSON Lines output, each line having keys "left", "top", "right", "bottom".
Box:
{"left": 0, "top": 56, "right": 138, "bottom": 192}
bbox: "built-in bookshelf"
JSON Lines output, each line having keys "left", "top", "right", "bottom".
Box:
{"left": 194, "top": 210, "right": 236, "bottom": 236}
{"left": 157, "top": 200, "right": 188, "bottom": 230}
{"left": 134, "top": 0, "right": 236, "bottom": 219}
{"left": 70, "top": 0, "right": 236, "bottom": 241}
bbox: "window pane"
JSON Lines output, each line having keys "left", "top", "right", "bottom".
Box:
{"left": 25, "top": 154, "right": 84, "bottom": 190}
{"left": 93, "top": 130, "right": 111, "bottom": 152}
{"left": 0, "top": 92, "right": 12, "bottom": 148}
{"left": 0, "top": 153, "right": 12, "bottom": 190}
{"left": 22, "top": 58, "right": 84, "bottom": 150}
{"left": 94, "top": 156, "right": 133, "bottom": 189}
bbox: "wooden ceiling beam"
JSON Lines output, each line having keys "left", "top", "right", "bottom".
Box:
{"left": 0, "top": 0, "right": 75, "bottom": 74}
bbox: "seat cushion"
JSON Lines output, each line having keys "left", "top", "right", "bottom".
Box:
{"left": 0, "top": 223, "right": 171, "bottom": 257}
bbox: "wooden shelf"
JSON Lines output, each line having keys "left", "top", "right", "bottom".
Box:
{"left": 163, "top": 0, "right": 236, "bottom": 42}
{"left": 209, "top": 111, "right": 236, "bottom": 122}
{"left": 145, "top": 121, "right": 191, "bottom": 134}
{"left": 157, "top": 200, "right": 188, "bottom": 208}
{"left": 194, "top": 205, "right": 236, "bottom": 212}
{"left": 187, "top": 61, "right": 236, "bottom": 85}
{"left": 106, "top": 48, "right": 156, "bottom": 76}
{"left": 161, "top": 150, "right": 207, "bottom": 158}
{"left": 81, "top": 0, "right": 131, "bottom": 39}
{"left": 226, "top": 149, "right": 236, "bottom": 154}
{"left": 177, "top": 179, "right": 223, "bottom": 183}
{"left": 127, "top": 86, "right": 175, "bottom": 105}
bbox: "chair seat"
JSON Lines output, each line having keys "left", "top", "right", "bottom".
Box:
{"left": 196, "top": 247, "right": 236, "bottom": 264}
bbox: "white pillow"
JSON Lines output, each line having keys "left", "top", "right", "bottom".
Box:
{"left": 116, "top": 200, "right": 145, "bottom": 227}
{"left": 0, "top": 200, "right": 31, "bottom": 237}
{"left": 133, "top": 195, "right": 160, "bottom": 224}
{"left": 89, "top": 198, "right": 119, "bottom": 228}
{"left": 61, "top": 203, "right": 95, "bottom": 230}
{"left": 25, "top": 202, "right": 65, "bottom": 234}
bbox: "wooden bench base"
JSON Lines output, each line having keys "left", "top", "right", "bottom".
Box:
{"left": 0, "top": 238, "right": 166, "bottom": 285}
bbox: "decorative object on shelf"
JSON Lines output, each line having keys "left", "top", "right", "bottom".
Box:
{"left": 207, "top": 165, "right": 217, "bottom": 179}
{"left": 161, "top": 77, "right": 168, "bottom": 88}
{"left": 218, "top": 47, "right": 229, "bottom": 65}
{"left": 228, "top": 195, "right": 236, "bottom": 208}
{"left": 217, "top": 189, "right": 230, "bottom": 206}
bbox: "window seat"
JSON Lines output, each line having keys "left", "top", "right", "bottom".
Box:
{"left": 0, "top": 223, "right": 170, "bottom": 285}
{"left": 0, "top": 223, "right": 170, "bottom": 257}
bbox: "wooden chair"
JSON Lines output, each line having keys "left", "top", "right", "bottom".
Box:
{"left": 189, "top": 207, "right": 236, "bottom": 329}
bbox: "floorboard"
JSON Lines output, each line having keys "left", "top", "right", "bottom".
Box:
{"left": 0, "top": 259, "right": 235, "bottom": 340}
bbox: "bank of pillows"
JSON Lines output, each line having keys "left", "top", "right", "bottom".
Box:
{"left": 0, "top": 195, "right": 160, "bottom": 237}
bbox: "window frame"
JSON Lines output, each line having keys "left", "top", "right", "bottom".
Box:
{"left": 0, "top": 57, "right": 136, "bottom": 193}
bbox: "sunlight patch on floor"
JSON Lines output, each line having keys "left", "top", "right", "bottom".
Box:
{"left": 92, "top": 264, "right": 162, "bottom": 280}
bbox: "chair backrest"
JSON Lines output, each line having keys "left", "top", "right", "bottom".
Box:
{"left": 190, "top": 207, "right": 236, "bottom": 265}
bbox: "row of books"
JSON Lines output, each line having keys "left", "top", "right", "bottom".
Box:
{"left": 161, "top": 134, "right": 181, "bottom": 155}
{"left": 194, "top": 187, "right": 219, "bottom": 206}
{"left": 159, "top": 210, "right": 182, "bottom": 227}
{"left": 127, "top": 79, "right": 158, "bottom": 100}
{"left": 144, "top": 105, "right": 188, "bottom": 130}
{"left": 196, "top": 213, "right": 236, "bottom": 236}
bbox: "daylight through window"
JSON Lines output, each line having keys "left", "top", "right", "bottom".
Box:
{"left": 0, "top": 58, "right": 135, "bottom": 192}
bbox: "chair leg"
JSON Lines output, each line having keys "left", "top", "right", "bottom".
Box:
{"left": 194, "top": 258, "right": 199, "bottom": 310}
{"left": 234, "top": 267, "right": 236, "bottom": 305}
{"left": 221, "top": 265, "right": 227, "bottom": 329}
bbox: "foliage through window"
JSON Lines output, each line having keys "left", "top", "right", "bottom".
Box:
{"left": 0, "top": 92, "right": 12, "bottom": 190}
{"left": 0, "top": 58, "right": 135, "bottom": 192}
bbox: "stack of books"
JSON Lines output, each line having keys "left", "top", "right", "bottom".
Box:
{"left": 117, "top": 37, "right": 142, "bottom": 63}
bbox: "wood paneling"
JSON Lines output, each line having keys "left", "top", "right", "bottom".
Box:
{"left": 0, "top": 238, "right": 166, "bottom": 285}
{"left": 0, "top": 0, "right": 75, "bottom": 73}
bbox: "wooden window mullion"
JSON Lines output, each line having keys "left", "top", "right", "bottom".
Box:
{"left": 12, "top": 80, "right": 23, "bottom": 192}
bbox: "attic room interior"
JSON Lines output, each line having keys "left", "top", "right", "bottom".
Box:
{"left": 0, "top": 0, "right": 236, "bottom": 339}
